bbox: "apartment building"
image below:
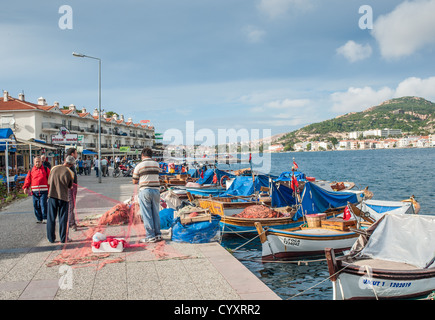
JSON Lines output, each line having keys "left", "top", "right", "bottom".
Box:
{"left": 0, "top": 90, "right": 155, "bottom": 157}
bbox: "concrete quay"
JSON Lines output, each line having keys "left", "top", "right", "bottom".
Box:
{"left": 0, "top": 172, "right": 280, "bottom": 301}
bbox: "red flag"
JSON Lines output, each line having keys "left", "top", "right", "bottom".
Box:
{"left": 293, "top": 160, "right": 298, "bottom": 170}
{"left": 343, "top": 206, "right": 351, "bottom": 221}
{"left": 249, "top": 153, "right": 252, "bottom": 162}
{"left": 140, "top": 120, "right": 150, "bottom": 123}
{"left": 200, "top": 170, "right": 204, "bottom": 179}
{"left": 212, "top": 173, "right": 218, "bottom": 184}
{"left": 291, "top": 174, "right": 299, "bottom": 192}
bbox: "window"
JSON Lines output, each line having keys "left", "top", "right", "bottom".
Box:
{"left": 0, "top": 115, "right": 14, "bottom": 128}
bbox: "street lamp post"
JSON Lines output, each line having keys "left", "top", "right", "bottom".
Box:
{"left": 72, "top": 52, "right": 102, "bottom": 183}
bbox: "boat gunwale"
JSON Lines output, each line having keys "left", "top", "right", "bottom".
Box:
{"left": 266, "top": 227, "right": 358, "bottom": 240}
{"left": 336, "top": 258, "right": 435, "bottom": 280}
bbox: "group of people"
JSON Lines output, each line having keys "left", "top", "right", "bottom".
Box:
{"left": 23, "top": 148, "right": 78, "bottom": 243}
{"left": 23, "top": 147, "right": 162, "bottom": 244}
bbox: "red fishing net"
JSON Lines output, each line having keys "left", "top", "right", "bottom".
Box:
{"left": 234, "top": 205, "right": 284, "bottom": 219}
{"left": 46, "top": 184, "right": 187, "bottom": 270}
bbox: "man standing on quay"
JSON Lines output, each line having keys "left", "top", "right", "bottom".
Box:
{"left": 23, "top": 156, "right": 50, "bottom": 224}
{"left": 46, "top": 156, "right": 74, "bottom": 243}
{"left": 132, "top": 147, "right": 162, "bottom": 243}
{"left": 66, "top": 147, "right": 78, "bottom": 231}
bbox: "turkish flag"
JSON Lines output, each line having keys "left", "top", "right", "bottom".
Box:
{"left": 293, "top": 160, "right": 298, "bottom": 170}
{"left": 291, "top": 175, "right": 299, "bottom": 192}
{"left": 343, "top": 206, "right": 351, "bottom": 220}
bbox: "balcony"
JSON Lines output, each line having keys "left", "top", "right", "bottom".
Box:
{"left": 42, "top": 122, "right": 62, "bottom": 131}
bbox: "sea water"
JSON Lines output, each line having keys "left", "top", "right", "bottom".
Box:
{"left": 219, "top": 148, "right": 435, "bottom": 300}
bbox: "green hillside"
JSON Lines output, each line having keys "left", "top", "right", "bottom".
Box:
{"left": 278, "top": 96, "right": 435, "bottom": 148}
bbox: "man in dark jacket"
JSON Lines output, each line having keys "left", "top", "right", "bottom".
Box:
{"left": 46, "top": 156, "right": 74, "bottom": 243}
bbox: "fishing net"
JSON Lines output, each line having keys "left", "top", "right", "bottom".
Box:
{"left": 46, "top": 184, "right": 188, "bottom": 270}
{"left": 234, "top": 204, "right": 284, "bottom": 219}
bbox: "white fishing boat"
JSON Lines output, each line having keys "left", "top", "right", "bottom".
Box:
{"left": 325, "top": 213, "right": 435, "bottom": 300}
{"left": 255, "top": 217, "right": 360, "bottom": 261}
{"left": 255, "top": 196, "right": 419, "bottom": 261}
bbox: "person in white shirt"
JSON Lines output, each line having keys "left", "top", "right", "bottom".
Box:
{"left": 132, "top": 148, "right": 161, "bottom": 243}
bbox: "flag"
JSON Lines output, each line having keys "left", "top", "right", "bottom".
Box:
{"left": 293, "top": 160, "right": 298, "bottom": 170}
{"left": 291, "top": 174, "right": 299, "bottom": 192}
{"left": 249, "top": 153, "right": 252, "bottom": 163}
{"left": 140, "top": 120, "right": 150, "bottom": 124}
{"left": 200, "top": 170, "right": 204, "bottom": 179}
{"left": 343, "top": 205, "right": 351, "bottom": 221}
{"left": 212, "top": 173, "right": 218, "bottom": 184}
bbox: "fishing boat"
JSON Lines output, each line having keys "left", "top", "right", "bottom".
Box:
{"left": 325, "top": 213, "right": 435, "bottom": 300}
{"left": 254, "top": 195, "right": 419, "bottom": 261}
{"left": 358, "top": 196, "right": 420, "bottom": 218}
{"left": 255, "top": 217, "right": 360, "bottom": 261}
{"left": 199, "top": 180, "right": 370, "bottom": 235}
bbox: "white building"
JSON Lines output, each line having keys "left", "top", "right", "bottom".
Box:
{"left": 0, "top": 90, "right": 155, "bottom": 156}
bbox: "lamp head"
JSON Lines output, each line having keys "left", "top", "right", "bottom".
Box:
{"left": 72, "top": 52, "right": 85, "bottom": 57}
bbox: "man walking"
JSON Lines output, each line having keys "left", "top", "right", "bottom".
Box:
{"left": 23, "top": 156, "right": 50, "bottom": 224}
{"left": 101, "top": 157, "right": 108, "bottom": 177}
{"left": 46, "top": 156, "right": 74, "bottom": 243}
{"left": 132, "top": 147, "right": 161, "bottom": 243}
{"left": 41, "top": 154, "right": 51, "bottom": 170}
{"left": 94, "top": 156, "right": 99, "bottom": 177}
{"left": 66, "top": 147, "right": 78, "bottom": 231}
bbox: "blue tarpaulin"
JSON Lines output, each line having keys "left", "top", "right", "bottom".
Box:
{"left": 0, "top": 128, "right": 16, "bottom": 152}
{"left": 219, "top": 175, "right": 270, "bottom": 197}
{"left": 271, "top": 181, "right": 296, "bottom": 207}
{"left": 82, "top": 149, "right": 97, "bottom": 155}
{"left": 275, "top": 171, "right": 306, "bottom": 182}
{"left": 171, "top": 215, "right": 221, "bottom": 243}
{"left": 294, "top": 182, "right": 360, "bottom": 221}
{"left": 196, "top": 168, "right": 235, "bottom": 185}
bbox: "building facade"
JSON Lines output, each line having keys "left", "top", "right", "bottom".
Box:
{"left": 0, "top": 90, "right": 155, "bottom": 157}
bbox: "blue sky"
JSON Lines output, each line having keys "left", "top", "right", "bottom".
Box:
{"left": 1, "top": 0, "right": 435, "bottom": 144}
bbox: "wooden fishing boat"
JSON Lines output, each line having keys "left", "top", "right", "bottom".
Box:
{"left": 255, "top": 218, "right": 359, "bottom": 261}
{"left": 197, "top": 179, "right": 372, "bottom": 234}
{"left": 199, "top": 196, "right": 345, "bottom": 234}
{"left": 255, "top": 196, "right": 419, "bottom": 261}
{"left": 325, "top": 213, "right": 435, "bottom": 300}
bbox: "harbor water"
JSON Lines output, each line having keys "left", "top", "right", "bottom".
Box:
{"left": 219, "top": 148, "right": 435, "bottom": 300}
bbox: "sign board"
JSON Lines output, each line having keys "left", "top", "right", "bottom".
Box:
{"left": 120, "top": 146, "right": 130, "bottom": 152}
{"left": 51, "top": 127, "right": 78, "bottom": 144}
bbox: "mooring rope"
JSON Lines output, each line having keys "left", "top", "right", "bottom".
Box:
{"left": 286, "top": 263, "right": 352, "bottom": 300}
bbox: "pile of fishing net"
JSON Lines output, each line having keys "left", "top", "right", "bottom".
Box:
{"left": 98, "top": 201, "right": 141, "bottom": 226}
{"left": 234, "top": 204, "right": 284, "bottom": 219}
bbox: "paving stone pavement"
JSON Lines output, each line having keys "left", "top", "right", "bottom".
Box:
{"left": 0, "top": 172, "right": 280, "bottom": 301}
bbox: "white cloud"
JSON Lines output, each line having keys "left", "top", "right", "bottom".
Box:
{"left": 331, "top": 86, "right": 394, "bottom": 113}
{"left": 257, "top": 0, "right": 312, "bottom": 18}
{"left": 330, "top": 76, "right": 435, "bottom": 114}
{"left": 265, "top": 98, "right": 310, "bottom": 109}
{"left": 395, "top": 76, "right": 435, "bottom": 100}
{"left": 372, "top": 0, "right": 435, "bottom": 59}
{"left": 243, "top": 25, "right": 266, "bottom": 43}
{"left": 336, "top": 40, "right": 372, "bottom": 62}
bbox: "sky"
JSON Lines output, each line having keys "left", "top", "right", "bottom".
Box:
{"left": 1, "top": 0, "right": 435, "bottom": 146}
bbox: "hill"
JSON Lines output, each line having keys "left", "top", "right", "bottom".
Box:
{"left": 277, "top": 96, "right": 435, "bottom": 149}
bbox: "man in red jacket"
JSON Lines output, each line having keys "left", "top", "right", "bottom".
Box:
{"left": 23, "top": 156, "right": 50, "bottom": 223}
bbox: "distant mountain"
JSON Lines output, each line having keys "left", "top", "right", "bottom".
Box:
{"left": 277, "top": 96, "right": 435, "bottom": 149}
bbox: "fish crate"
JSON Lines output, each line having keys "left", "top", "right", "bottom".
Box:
{"left": 321, "top": 218, "right": 357, "bottom": 231}
{"left": 306, "top": 213, "right": 327, "bottom": 228}
{"left": 177, "top": 208, "right": 212, "bottom": 225}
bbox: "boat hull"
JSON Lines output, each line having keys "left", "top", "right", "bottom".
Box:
{"left": 331, "top": 265, "right": 435, "bottom": 300}
{"left": 261, "top": 228, "right": 358, "bottom": 261}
